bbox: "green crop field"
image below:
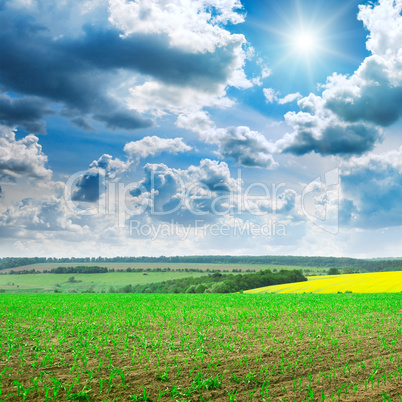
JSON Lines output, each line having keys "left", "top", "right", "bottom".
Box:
{"left": 0, "top": 293, "right": 402, "bottom": 401}
{"left": 0, "top": 272, "right": 210, "bottom": 293}
{"left": 0, "top": 264, "right": 328, "bottom": 293}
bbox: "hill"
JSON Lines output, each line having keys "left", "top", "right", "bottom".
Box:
{"left": 2, "top": 255, "right": 402, "bottom": 272}
{"left": 0, "top": 271, "right": 208, "bottom": 293}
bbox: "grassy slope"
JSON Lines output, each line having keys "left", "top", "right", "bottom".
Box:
{"left": 0, "top": 271, "right": 210, "bottom": 293}
{"left": 0, "top": 264, "right": 325, "bottom": 293}
{"left": 245, "top": 271, "right": 402, "bottom": 294}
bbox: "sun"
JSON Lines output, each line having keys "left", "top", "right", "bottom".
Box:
{"left": 293, "top": 31, "right": 317, "bottom": 54}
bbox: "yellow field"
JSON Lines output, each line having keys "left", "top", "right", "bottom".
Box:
{"left": 245, "top": 271, "right": 402, "bottom": 294}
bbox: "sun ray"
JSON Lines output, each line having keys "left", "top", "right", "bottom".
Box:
{"left": 247, "top": 0, "right": 367, "bottom": 93}
{"left": 293, "top": 30, "right": 318, "bottom": 54}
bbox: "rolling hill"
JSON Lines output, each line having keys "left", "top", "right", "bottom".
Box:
{"left": 245, "top": 272, "right": 402, "bottom": 294}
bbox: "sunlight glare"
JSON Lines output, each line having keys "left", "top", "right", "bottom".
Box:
{"left": 294, "top": 31, "right": 317, "bottom": 54}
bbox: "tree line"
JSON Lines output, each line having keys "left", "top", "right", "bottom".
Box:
{"left": 108, "top": 269, "right": 307, "bottom": 294}
{"left": 7, "top": 266, "right": 108, "bottom": 275}
{"left": 1, "top": 255, "right": 402, "bottom": 272}
{"left": 48, "top": 266, "right": 108, "bottom": 274}
{"left": 6, "top": 267, "right": 252, "bottom": 275}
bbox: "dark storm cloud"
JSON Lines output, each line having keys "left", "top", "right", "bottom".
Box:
{"left": 0, "top": 7, "right": 237, "bottom": 133}
{"left": 69, "top": 26, "right": 235, "bottom": 88}
{"left": 0, "top": 15, "right": 151, "bottom": 131}
{"left": 0, "top": 94, "right": 52, "bottom": 134}
{"left": 283, "top": 122, "right": 381, "bottom": 157}
{"left": 70, "top": 117, "right": 94, "bottom": 131}
{"left": 216, "top": 126, "right": 277, "bottom": 168}
{"left": 71, "top": 173, "right": 100, "bottom": 203}
{"left": 325, "top": 58, "right": 402, "bottom": 128}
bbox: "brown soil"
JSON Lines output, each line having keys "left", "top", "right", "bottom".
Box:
{"left": 1, "top": 297, "right": 402, "bottom": 401}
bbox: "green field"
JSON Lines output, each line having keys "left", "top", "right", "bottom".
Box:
{"left": 0, "top": 293, "right": 402, "bottom": 401}
{"left": 0, "top": 272, "right": 209, "bottom": 293}
{"left": 0, "top": 264, "right": 328, "bottom": 293}
{"left": 2, "top": 262, "right": 328, "bottom": 275}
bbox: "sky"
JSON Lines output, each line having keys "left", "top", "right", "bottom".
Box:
{"left": 1, "top": 0, "right": 402, "bottom": 258}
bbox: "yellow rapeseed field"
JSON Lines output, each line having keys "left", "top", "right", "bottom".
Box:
{"left": 245, "top": 271, "right": 402, "bottom": 294}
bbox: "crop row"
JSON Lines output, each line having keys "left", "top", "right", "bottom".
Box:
{"left": 0, "top": 293, "right": 402, "bottom": 401}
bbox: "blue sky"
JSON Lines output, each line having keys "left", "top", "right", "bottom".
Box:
{"left": 1, "top": 0, "right": 402, "bottom": 258}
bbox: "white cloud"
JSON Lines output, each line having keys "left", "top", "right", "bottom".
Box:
{"left": 2, "top": 0, "right": 257, "bottom": 134}
{"left": 257, "top": 189, "right": 298, "bottom": 215}
{"left": 276, "top": 0, "right": 402, "bottom": 156}
{"left": 339, "top": 146, "right": 402, "bottom": 228}
{"left": 69, "top": 136, "right": 192, "bottom": 203}
{"left": 185, "top": 158, "right": 242, "bottom": 193}
{"left": 109, "top": 0, "right": 254, "bottom": 116}
{"left": 129, "top": 158, "right": 243, "bottom": 223}
{"left": 251, "top": 64, "right": 272, "bottom": 86}
{"left": 263, "top": 88, "right": 302, "bottom": 104}
{"left": 124, "top": 136, "right": 192, "bottom": 159}
{"left": 358, "top": 0, "right": 402, "bottom": 56}
{"left": 278, "top": 92, "right": 302, "bottom": 105}
{"left": 263, "top": 88, "right": 278, "bottom": 103}
{"left": 0, "top": 196, "right": 84, "bottom": 233}
{"left": 108, "top": 0, "right": 245, "bottom": 53}
{"left": 176, "top": 111, "right": 277, "bottom": 168}
{"left": 128, "top": 80, "right": 234, "bottom": 116}
{"left": 342, "top": 145, "right": 402, "bottom": 174}
{"left": 0, "top": 125, "right": 52, "bottom": 182}
{"left": 90, "top": 154, "right": 131, "bottom": 178}
{"left": 6, "top": 0, "right": 109, "bottom": 37}
{"left": 274, "top": 94, "right": 381, "bottom": 156}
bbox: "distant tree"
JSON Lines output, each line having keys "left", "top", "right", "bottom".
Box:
{"left": 68, "top": 276, "right": 75, "bottom": 283}
{"left": 106, "top": 269, "right": 307, "bottom": 294}
{"left": 82, "top": 287, "right": 96, "bottom": 293}
{"left": 195, "top": 284, "right": 207, "bottom": 293}
{"left": 209, "top": 282, "right": 229, "bottom": 293}
{"left": 185, "top": 285, "right": 196, "bottom": 293}
{"left": 328, "top": 268, "right": 341, "bottom": 275}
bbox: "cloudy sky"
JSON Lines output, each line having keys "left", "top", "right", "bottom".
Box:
{"left": 1, "top": 0, "right": 402, "bottom": 258}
